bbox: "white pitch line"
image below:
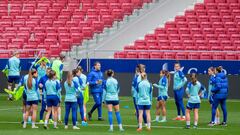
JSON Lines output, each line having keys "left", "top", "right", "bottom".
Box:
{"left": 0, "top": 107, "right": 22, "bottom": 111}
{"left": 0, "top": 121, "right": 224, "bottom": 131}
{"left": 0, "top": 99, "right": 131, "bottom": 111}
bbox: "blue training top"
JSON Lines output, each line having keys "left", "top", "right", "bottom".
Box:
{"left": 6, "top": 56, "right": 21, "bottom": 76}
{"left": 131, "top": 74, "right": 141, "bottom": 98}
{"left": 44, "top": 79, "right": 61, "bottom": 98}
{"left": 153, "top": 76, "right": 168, "bottom": 97}
{"left": 136, "top": 79, "right": 152, "bottom": 105}
{"left": 73, "top": 76, "right": 84, "bottom": 96}
{"left": 103, "top": 77, "right": 120, "bottom": 101}
{"left": 186, "top": 81, "right": 205, "bottom": 103}
{"left": 24, "top": 76, "right": 40, "bottom": 101}
{"left": 173, "top": 70, "right": 187, "bottom": 90}
{"left": 64, "top": 81, "right": 81, "bottom": 102}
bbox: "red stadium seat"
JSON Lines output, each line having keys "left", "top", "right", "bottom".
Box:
{"left": 150, "top": 52, "right": 162, "bottom": 59}
{"left": 114, "top": 52, "right": 126, "bottom": 58}
{"left": 138, "top": 52, "right": 150, "bottom": 59}
{"left": 176, "top": 52, "right": 188, "bottom": 60}
{"left": 200, "top": 53, "right": 212, "bottom": 60}
{"left": 134, "top": 40, "right": 146, "bottom": 46}
{"left": 162, "top": 52, "right": 175, "bottom": 59}
{"left": 188, "top": 52, "right": 200, "bottom": 59}
{"left": 126, "top": 52, "right": 138, "bottom": 58}
{"left": 135, "top": 45, "right": 148, "bottom": 50}
{"left": 212, "top": 53, "right": 225, "bottom": 60}
{"left": 225, "top": 53, "right": 236, "bottom": 60}
{"left": 124, "top": 45, "right": 136, "bottom": 50}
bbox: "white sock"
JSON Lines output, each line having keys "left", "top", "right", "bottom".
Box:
{"left": 84, "top": 113, "right": 86, "bottom": 118}
{"left": 23, "top": 121, "right": 27, "bottom": 126}
{"left": 162, "top": 116, "right": 166, "bottom": 120}
{"left": 139, "top": 123, "right": 142, "bottom": 129}
{"left": 58, "top": 114, "right": 61, "bottom": 121}
{"left": 156, "top": 115, "right": 160, "bottom": 121}
{"left": 217, "top": 117, "right": 220, "bottom": 123}
{"left": 9, "top": 94, "right": 12, "bottom": 98}
{"left": 177, "top": 115, "right": 181, "bottom": 118}
{"left": 182, "top": 116, "right": 186, "bottom": 119}
{"left": 110, "top": 125, "right": 113, "bottom": 130}
{"left": 32, "top": 122, "right": 35, "bottom": 127}
{"left": 54, "top": 122, "right": 57, "bottom": 127}
{"left": 28, "top": 116, "right": 31, "bottom": 122}
{"left": 119, "top": 124, "right": 123, "bottom": 129}
{"left": 186, "top": 121, "right": 190, "bottom": 126}
{"left": 44, "top": 120, "right": 48, "bottom": 126}
{"left": 147, "top": 122, "right": 151, "bottom": 128}
{"left": 215, "top": 116, "right": 220, "bottom": 123}
{"left": 194, "top": 121, "right": 198, "bottom": 126}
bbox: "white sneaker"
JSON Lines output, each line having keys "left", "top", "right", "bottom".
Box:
{"left": 108, "top": 128, "right": 113, "bottom": 132}
{"left": 53, "top": 126, "right": 59, "bottom": 129}
{"left": 64, "top": 125, "right": 68, "bottom": 129}
{"left": 23, "top": 124, "right": 26, "bottom": 129}
{"left": 73, "top": 126, "right": 80, "bottom": 130}
{"left": 152, "top": 119, "right": 159, "bottom": 122}
{"left": 158, "top": 119, "right": 167, "bottom": 123}
{"left": 32, "top": 126, "right": 39, "bottom": 129}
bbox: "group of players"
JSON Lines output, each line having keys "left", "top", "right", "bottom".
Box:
{"left": 4, "top": 51, "right": 228, "bottom": 131}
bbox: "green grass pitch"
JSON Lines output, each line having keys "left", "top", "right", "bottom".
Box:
{"left": 0, "top": 94, "right": 239, "bottom": 135}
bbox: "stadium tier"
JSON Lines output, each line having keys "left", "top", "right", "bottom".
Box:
{"left": 114, "top": 0, "right": 240, "bottom": 60}
{"left": 0, "top": 0, "right": 152, "bottom": 58}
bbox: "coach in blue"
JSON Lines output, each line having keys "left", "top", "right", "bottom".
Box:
{"left": 87, "top": 61, "right": 104, "bottom": 121}
{"left": 209, "top": 66, "right": 228, "bottom": 126}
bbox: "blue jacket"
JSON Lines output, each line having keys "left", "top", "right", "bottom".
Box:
{"left": 211, "top": 72, "right": 228, "bottom": 99}
{"left": 87, "top": 67, "right": 104, "bottom": 93}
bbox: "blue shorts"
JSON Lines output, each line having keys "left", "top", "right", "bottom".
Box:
{"left": 8, "top": 76, "right": 20, "bottom": 84}
{"left": 138, "top": 105, "right": 151, "bottom": 110}
{"left": 22, "top": 91, "right": 27, "bottom": 105}
{"left": 157, "top": 96, "right": 168, "bottom": 101}
{"left": 26, "top": 100, "right": 39, "bottom": 106}
{"left": 46, "top": 95, "right": 59, "bottom": 107}
{"left": 186, "top": 102, "right": 200, "bottom": 110}
{"left": 106, "top": 100, "right": 119, "bottom": 106}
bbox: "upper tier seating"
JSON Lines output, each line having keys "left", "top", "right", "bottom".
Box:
{"left": 115, "top": 0, "right": 240, "bottom": 60}
{"left": 0, "top": 0, "right": 152, "bottom": 58}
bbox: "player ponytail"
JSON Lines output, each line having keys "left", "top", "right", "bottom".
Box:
{"left": 106, "top": 69, "right": 114, "bottom": 77}
{"left": 141, "top": 72, "right": 147, "bottom": 80}
{"left": 216, "top": 66, "right": 223, "bottom": 73}
{"left": 190, "top": 73, "right": 197, "bottom": 85}
{"left": 77, "top": 66, "right": 83, "bottom": 72}
{"left": 72, "top": 68, "right": 80, "bottom": 77}
{"left": 27, "top": 69, "right": 37, "bottom": 90}
{"left": 48, "top": 70, "right": 56, "bottom": 80}
{"left": 208, "top": 66, "right": 215, "bottom": 72}
{"left": 165, "top": 70, "right": 171, "bottom": 87}
{"left": 67, "top": 72, "right": 73, "bottom": 87}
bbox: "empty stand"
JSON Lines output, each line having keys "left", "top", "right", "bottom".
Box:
{"left": 115, "top": 0, "right": 240, "bottom": 60}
